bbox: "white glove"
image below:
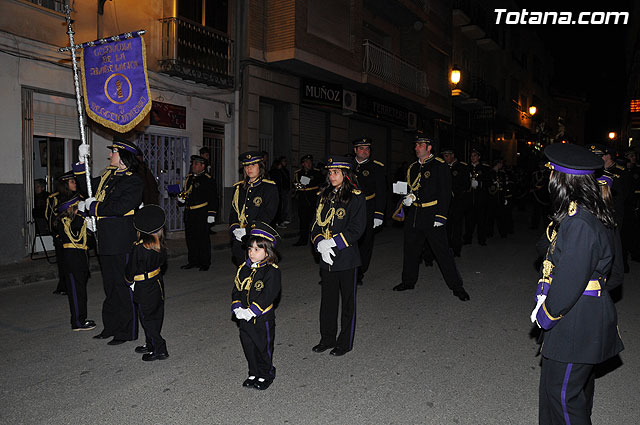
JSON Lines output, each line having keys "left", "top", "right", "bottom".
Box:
{"left": 530, "top": 294, "right": 547, "bottom": 325}
{"left": 84, "top": 197, "right": 96, "bottom": 211}
{"left": 138, "top": 202, "right": 144, "bottom": 209}
{"left": 207, "top": 216, "right": 215, "bottom": 224}
{"left": 77, "top": 201, "right": 86, "bottom": 212}
{"left": 243, "top": 308, "right": 256, "bottom": 321}
{"left": 233, "top": 227, "right": 246, "bottom": 241}
{"left": 403, "top": 194, "right": 415, "bottom": 206}
{"left": 177, "top": 197, "right": 186, "bottom": 205}
{"left": 78, "top": 144, "right": 90, "bottom": 163}
{"left": 85, "top": 217, "right": 96, "bottom": 233}
{"left": 317, "top": 238, "right": 337, "bottom": 253}
{"left": 233, "top": 307, "right": 243, "bottom": 319}
{"left": 373, "top": 218, "right": 383, "bottom": 228}
{"left": 433, "top": 221, "right": 444, "bottom": 227}
{"left": 129, "top": 282, "right": 135, "bottom": 292}
{"left": 321, "top": 250, "right": 334, "bottom": 265}
{"left": 471, "top": 179, "right": 479, "bottom": 189}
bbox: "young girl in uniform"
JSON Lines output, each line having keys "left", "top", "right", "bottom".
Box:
{"left": 310, "top": 155, "right": 367, "bottom": 357}
{"left": 231, "top": 221, "right": 281, "bottom": 390}
{"left": 125, "top": 205, "right": 169, "bottom": 361}
{"left": 54, "top": 194, "right": 95, "bottom": 331}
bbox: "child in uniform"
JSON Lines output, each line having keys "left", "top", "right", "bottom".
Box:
{"left": 55, "top": 194, "right": 96, "bottom": 331}
{"left": 231, "top": 221, "right": 281, "bottom": 390}
{"left": 125, "top": 205, "right": 169, "bottom": 361}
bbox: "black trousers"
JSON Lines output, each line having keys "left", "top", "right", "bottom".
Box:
{"left": 319, "top": 268, "right": 357, "bottom": 351}
{"left": 464, "top": 191, "right": 488, "bottom": 244}
{"left": 54, "top": 239, "right": 66, "bottom": 292}
{"left": 232, "top": 239, "right": 245, "bottom": 267}
{"left": 297, "top": 193, "right": 316, "bottom": 242}
{"left": 402, "top": 223, "right": 463, "bottom": 290}
{"left": 185, "top": 209, "right": 211, "bottom": 267}
{"left": 239, "top": 316, "right": 276, "bottom": 380}
{"left": 447, "top": 200, "right": 466, "bottom": 256}
{"left": 99, "top": 254, "right": 138, "bottom": 341}
{"left": 539, "top": 357, "right": 596, "bottom": 425}
{"left": 62, "top": 248, "right": 89, "bottom": 328}
{"left": 357, "top": 209, "right": 375, "bottom": 279}
{"left": 134, "top": 277, "right": 167, "bottom": 355}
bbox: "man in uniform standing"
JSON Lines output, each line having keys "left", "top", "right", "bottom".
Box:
{"left": 293, "top": 155, "right": 323, "bottom": 246}
{"left": 463, "top": 148, "right": 491, "bottom": 246}
{"left": 351, "top": 137, "right": 386, "bottom": 285}
{"left": 393, "top": 137, "right": 470, "bottom": 301}
{"left": 442, "top": 147, "right": 470, "bottom": 257}
{"left": 179, "top": 155, "right": 218, "bottom": 271}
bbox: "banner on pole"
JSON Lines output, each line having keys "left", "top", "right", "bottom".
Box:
{"left": 80, "top": 36, "right": 151, "bottom": 133}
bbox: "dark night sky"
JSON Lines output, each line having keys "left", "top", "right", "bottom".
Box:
{"left": 511, "top": 0, "right": 633, "bottom": 144}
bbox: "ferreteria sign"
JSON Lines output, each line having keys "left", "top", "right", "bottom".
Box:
{"left": 80, "top": 36, "right": 151, "bottom": 133}
{"left": 358, "top": 94, "right": 408, "bottom": 126}
{"left": 301, "top": 79, "right": 342, "bottom": 108}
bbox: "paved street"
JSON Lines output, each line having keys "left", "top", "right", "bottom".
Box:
{"left": 1, "top": 210, "right": 638, "bottom": 424}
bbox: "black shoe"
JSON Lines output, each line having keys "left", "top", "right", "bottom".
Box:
{"left": 423, "top": 260, "right": 434, "bottom": 267}
{"left": 180, "top": 263, "right": 197, "bottom": 269}
{"left": 479, "top": 241, "right": 487, "bottom": 246}
{"left": 357, "top": 280, "right": 363, "bottom": 286}
{"left": 93, "top": 332, "right": 110, "bottom": 339}
{"left": 453, "top": 288, "right": 470, "bottom": 301}
{"left": 453, "top": 250, "right": 461, "bottom": 257}
{"left": 462, "top": 238, "right": 471, "bottom": 245}
{"left": 329, "top": 347, "right": 350, "bottom": 356}
{"left": 199, "top": 265, "right": 210, "bottom": 271}
{"left": 253, "top": 378, "right": 272, "bottom": 390}
{"left": 142, "top": 352, "right": 169, "bottom": 361}
{"left": 242, "top": 376, "right": 257, "bottom": 387}
{"left": 392, "top": 283, "right": 415, "bottom": 291}
{"left": 312, "top": 343, "right": 335, "bottom": 353}
{"left": 107, "top": 338, "right": 127, "bottom": 346}
{"left": 135, "top": 344, "right": 153, "bottom": 354}
{"left": 72, "top": 320, "right": 97, "bottom": 331}
{"left": 293, "top": 240, "right": 307, "bottom": 246}
{"left": 52, "top": 290, "right": 67, "bottom": 295}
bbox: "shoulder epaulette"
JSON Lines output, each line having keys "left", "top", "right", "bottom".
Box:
{"left": 313, "top": 168, "right": 322, "bottom": 171}
{"left": 294, "top": 168, "right": 302, "bottom": 174}
{"left": 353, "top": 189, "right": 362, "bottom": 195}
{"left": 373, "top": 160, "right": 385, "bottom": 167}
{"left": 233, "top": 180, "right": 243, "bottom": 187}
{"left": 271, "top": 264, "right": 279, "bottom": 269}
{"left": 205, "top": 173, "right": 212, "bottom": 178}
{"left": 460, "top": 161, "right": 468, "bottom": 166}
{"left": 435, "top": 157, "right": 445, "bottom": 163}
{"left": 616, "top": 164, "right": 625, "bottom": 171}
{"left": 125, "top": 171, "right": 133, "bottom": 176}
{"left": 263, "top": 179, "right": 276, "bottom": 184}
{"left": 48, "top": 192, "right": 59, "bottom": 199}
{"left": 134, "top": 240, "right": 143, "bottom": 246}
{"left": 481, "top": 162, "right": 490, "bottom": 166}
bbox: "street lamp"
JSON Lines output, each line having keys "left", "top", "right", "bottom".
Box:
{"left": 450, "top": 66, "right": 461, "bottom": 86}
{"left": 608, "top": 131, "right": 617, "bottom": 140}
{"left": 529, "top": 105, "right": 537, "bottom": 116}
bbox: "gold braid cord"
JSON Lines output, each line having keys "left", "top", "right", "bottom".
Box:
{"left": 62, "top": 217, "right": 87, "bottom": 249}
{"left": 234, "top": 266, "right": 257, "bottom": 291}
{"left": 407, "top": 165, "right": 421, "bottom": 192}
{"left": 232, "top": 186, "right": 248, "bottom": 228}
{"left": 315, "top": 201, "right": 336, "bottom": 240}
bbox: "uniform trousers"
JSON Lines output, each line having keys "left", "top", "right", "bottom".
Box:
{"left": 239, "top": 315, "right": 276, "bottom": 380}
{"left": 185, "top": 209, "right": 211, "bottom": 267}
{"left": 99, "top": 254, "right": 138, "bottom": 341}
{"left": 231, "top": 239, "right": 245, "bottom": 267}
{"left": 464, "top": 190, "right": 488, "bottom": 244}
{"left": 134, "top": 277, "right": 167, "bottom": 355}
{"left": 402, "top": 222, "right": 463, "bottom": 290}
{"left": 54, "top": 239, "right": 67, "bottom": 292}
{"left": 62, "top": 248, "right": 89, "bottom": 328}
{"left": 319, "top": 268, "right": 357, "bottom": 351}
{"left": 539, "top": 357, "right": 596, "bottom": 425}
{"left": 447, "top": 199, "right": 467, "bottom": 256}
{"left": 297, "top": 194, "right": 316, "bottom": 242}
{"left": 357, "top": 208, "right": 375, "bottom": 280}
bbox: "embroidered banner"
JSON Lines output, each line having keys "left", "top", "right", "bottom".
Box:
{"left": 80, "top": 36, "right": 151, "bottom": 133}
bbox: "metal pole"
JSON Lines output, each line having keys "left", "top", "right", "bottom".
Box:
{"left": 63, "top": 6, "right": 96, "bottom": 230}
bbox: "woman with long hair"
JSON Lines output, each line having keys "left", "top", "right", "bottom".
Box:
{"left": 229, "top": 152, "right": 279, "bottom": 266}
{"left": 531, "top": 143, "right": 624, "bottom": 424}
{"left": 310, "top": 155, "right": 366, "bottom": 357}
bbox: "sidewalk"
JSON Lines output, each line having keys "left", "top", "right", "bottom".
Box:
{"left": 0, "top": 222, "right": 300, "bottom": 289}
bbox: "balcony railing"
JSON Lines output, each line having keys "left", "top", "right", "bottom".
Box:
{"left": 159, "top": 17, "right": 233, "bottom": 88}
{"left": 362, "top": 40, "right": 429, "bottom": 98}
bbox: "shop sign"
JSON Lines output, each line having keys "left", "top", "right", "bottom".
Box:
{"left": 301, "top": 79, "right": 342, "bottom": 108}
{"left": 358, "top": 95, "right": 409, "bottom": 126}
{"left": 150, "top": 101, "right": 186, "bottom": 129}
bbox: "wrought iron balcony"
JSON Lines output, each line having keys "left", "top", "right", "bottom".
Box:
{"left": 159, "top": 17, "right": 233, "bottom": 88}
{"left": 362, "top": 40, "right": 429, "bottom": 98}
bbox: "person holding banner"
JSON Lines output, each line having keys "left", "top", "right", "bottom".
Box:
{"left": 74, "top": 138, "right": 143, "bottom": 345}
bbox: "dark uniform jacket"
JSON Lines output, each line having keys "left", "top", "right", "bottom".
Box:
{"left": 535, "top": 205, "right": 624, "bottom": 364}
{"left": 182, "top": 171, "right": 218, "bottom": 219}
{"left": 124, "top": 241, "right": 167, "bottom": 285}
{"left": 229, "top": 177, "right": 279, "bottom": 232}
{"left": 449, "top": 160, "right": 471, "bottom": 197}
{"left": 294, "top": 167, "right": 324, "bottom": 198}
{"left": 74, "top": 163, "right": 143, "bottom": 255}
{"left": 405, "top": 155, "right": 452, "bottom": 228}
{"left": 310, "top": 188, "right": 367, "bottom": 271}
{"left": 604, "top": 163, "right": 629, "bottom": 225}
{"left": 231, "top": 260, "right": 281, "bottom": 320}
{"left": 353, "top": 158, "right": 386, "bottom": 221}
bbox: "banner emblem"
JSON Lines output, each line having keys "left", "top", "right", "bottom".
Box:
{"left": 81, "top": 36, "right": 151, "bottom": 133}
